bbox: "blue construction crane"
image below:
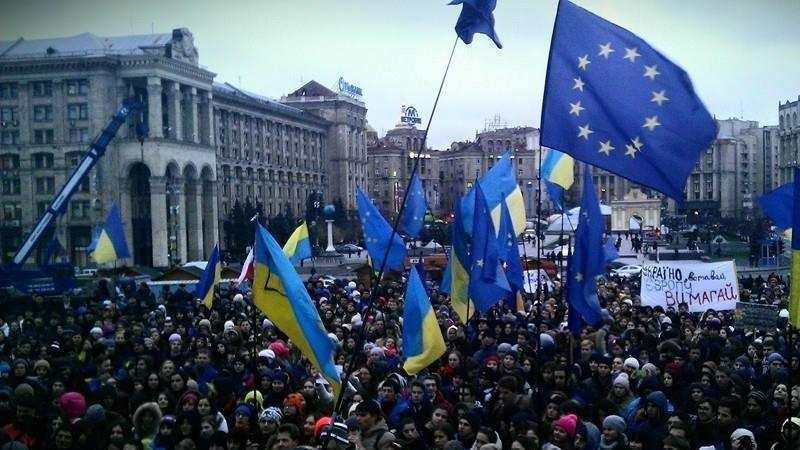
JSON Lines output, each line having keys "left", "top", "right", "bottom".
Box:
{"left": 1, "top": 98, "right": 147, "bottom": 294}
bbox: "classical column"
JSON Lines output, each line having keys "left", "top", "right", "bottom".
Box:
{"left": 150, "top": 176, "right": 168, "bottom": 266}
{"left": 184, "top": 180, "right": 203, "bottom": 260}
{"left": 202, "top": 178, "right": 218, "bottom": 256}
{"left": 167, "top": 177, "right": 188, "bottom": 265}
{"left": 199, "top": 90, "right": 214, "bottom": 146}
{"left": 166, "top": 81, "right": 183, "bottom": 141}
{"left": 183, "top": 86, "right": 199, "bottom": 144}
{"left": 119, "top": 179, "right": 134, "bottom": 263}
{"left": 146, "top": 77, "right": 163, "bottom": 139}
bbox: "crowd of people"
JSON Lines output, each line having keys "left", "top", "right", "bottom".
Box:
{"left": 0, "top": 264, "right": 797, "bottom": 450}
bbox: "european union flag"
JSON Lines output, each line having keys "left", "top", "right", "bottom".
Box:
{"left": 356, "top": 188, "right": 407, "bottom": 272}
{"left": 757, "top": 182, "right": 793, "bottom": 229}
{"left": 567, "top": 167, "right": 604, "bottom": 333}
{"left": 541, "top": 0, "right": 717, "bottom": 200}
{"left": 468, "top": 183, "right": 511, "bottom": 313}
{"left": 603, "top": 235, "right": 619, "bottom": 264}
{"left": 400, "top": 170, "right": 428, "bottom": 238}
{"left": 449, "top": 0, "right": 502, "bottom": 49}
{"left": 461, "top": 151, "right": 525, "bottom": 236}
{"left": 498, "top": 200, "right": 526, "bottom": 312}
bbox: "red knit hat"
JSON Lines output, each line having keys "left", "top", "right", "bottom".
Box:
{"left": 553, "top": 413, "right": 578, "bottom": 437}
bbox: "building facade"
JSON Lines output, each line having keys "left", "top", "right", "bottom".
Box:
{"left": 0, "top": 29, "right": 218, "bottom": 267}
{"left": 281, "top": 81, "right": 368, "bottom": 212}
{"left": 778, "top": 96, "right": 799, "bottom": 184}
{"left": 211, "top": 82, "right": 328, "bottom": 228}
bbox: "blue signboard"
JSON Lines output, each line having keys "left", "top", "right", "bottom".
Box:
{"left": 338, "top": 77, "right": 363, "bottom": 97}
{"left": 401, "top": 106, "right": 422, "bottom": 125}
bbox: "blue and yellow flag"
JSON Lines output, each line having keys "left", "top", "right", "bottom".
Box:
{"left": 283, "top": 222, "right": 312, "bottom": 264}
{"left": 448, "top": 0, "right": 502, "bottom": 49}
{"left": 541, "top": 0, "right": 717, "bottom": 200}
{"left": 402, "top": 266, "right": 447, "bottom": 375}
{"left": 541, "top": 149, "right": 575, "bottom": 211}
{"left": 468, "top": 183, "right": 511, "bottom": 313}
{"left": 758, "top": 182, "right": 793, "bottom": 230}
{"left": 253, "top": 224, "right": 341, "bottom": 397}
{"left": 441, "top": 201, "right": 475, "bottom": 324}
{"left": 196, "top": 244, "right": 221, "bottom": 309}
{"left": 567, "top": 167, "right": 605, "bottom": 333}
{"left": 87, "top": 203, "right": 130, "bottom": 264}
{"left": 356, "top": 188, "right": 406, "bottom": 272}
{"left": 461, "top": 151, "right": 526, "bottom": 236}
{"left": 790, "top": 168, "right": 800, "bottom": 328}
{"left": 400, "top": 170, "right": 428, "bottom": 238}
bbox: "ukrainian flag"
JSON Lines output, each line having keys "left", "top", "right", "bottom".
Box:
{"left": 541, "top": 149, "right": 575, "bottom": 210}
{"left": 441, "top": 202, "right": 475, "bottom": 324}
{"left": 253, "top": 224, "right": 341, "bottom": 396}
{"left": 461, "top": 151, "right": 526, "bottom": 236}
{"left": 283, "top": 222, "right": 312, "bottom": 264}
{"left": 87, "top": 204, "right": 130, "bottom": 264}
{"left": 196, "top": 244, "right": 221, "bottom": 309}
{"left": 790, "top": 168, "right": 800, "bottom": 328}
{"left": 402, "top": 266, "right": 446, "bottom": 375}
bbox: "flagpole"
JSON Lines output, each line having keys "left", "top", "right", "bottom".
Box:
{"left": 330, "top": 36, "right": 459, "bottom": 422}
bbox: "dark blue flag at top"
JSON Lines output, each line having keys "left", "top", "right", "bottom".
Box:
{"left": 400, "top": 170, "right": 428, "bottom": 238}
{"left": 567, "top": 167, "right": 605, "bottom": 333}
{"left": 449, "top": 0, "right": 502, "bottom": 49}
{"left": 541, "top": 0, "right": 717, "bottom": 200}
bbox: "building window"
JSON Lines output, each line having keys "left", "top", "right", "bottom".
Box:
{"left": 2, "top": 203, "right": 22, "bottom": 220}
{"left": 66, "top": 79, "right": 90, "bottom": 96}
{"left": 66, "top": 151, "right": 83, "bottom": 167}
{"left": 0, "top": 131, "right": 19, "bottom": 145}
{"left": 33, "top": 129, "right": 55, "bottom": 145}
{"left": 77, "top": 178, "right": 90, "bottom": 193}
{"left": 0, "top": 154, "right": 20, "bottom": 169}
{"left": 68, "top": 128, "right": 89, "bottom": 143}
{"left": 32, "top": 152, "right": 54, "bottom": 169}
{"left": 0, "top": 83, "right": 18, "bottom": 99}
{"left": 33, "top": 105, "right": 53, "bottom": 122}
{"left": 37, "top": 201, "right": 49, "bottom": 216}
{"left": 32, "top": 81, "right": 53, "bottom": 97}
{"left": 70, "top": 200, "right": 90, "bottom": 219}
{"left": 67, "top": 104, "right": 89, "bottom": 120}
{"left": 35, "top": 177, "right": 55, "bottom": 194}
{"left": 0, "top": 107, "right": 17, "bottom": 122}
{"left": 1, "top": 178, "right": 21, "bottom": 195}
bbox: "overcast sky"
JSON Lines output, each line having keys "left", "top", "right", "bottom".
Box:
{"left": 2, "top": 0, "right": 798, "bottom": 149}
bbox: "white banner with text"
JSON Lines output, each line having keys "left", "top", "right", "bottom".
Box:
{"left": 640, "top": 261, "right": 739, "bottom": 312}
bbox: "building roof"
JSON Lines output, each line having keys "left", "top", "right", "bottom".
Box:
{"left": 286, "top": 80, "right": 337, "bottom": 98}
{"left": 0, "top": 32, "right": 172, "bottom": 59}
{"left": 212, "top": 81, "right": 328, "bottom": 126}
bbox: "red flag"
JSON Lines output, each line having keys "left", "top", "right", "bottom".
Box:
{"left": 235, "top": 247, "right": 254, "bottom": 286}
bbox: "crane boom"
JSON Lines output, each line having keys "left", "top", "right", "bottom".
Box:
{"left": 11, "top": 98, "right": 145, "bottom": 267}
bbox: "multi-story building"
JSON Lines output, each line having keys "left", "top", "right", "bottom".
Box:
{"left": 0, "top": 29, "right": 371, "bottom": 267}
{"left": 778, "top": 96, "right": 799, "bottom": 184}
{"left": 367, "top": 125, "right": 543, "bottom": 219}
{"left": 366, "top": 120, "right": 440, "bottom": 218}
{"left": 211, "top": 82, "right": 328, "bottom": 224}
{"left": 0, "top": 29, "right": 218, "bottom": 267}
{"left": 281, "top": 81, "right": 368, "bottom": 212}
{"left": 437, "top": 127, "right": 541, "bottom": 217}
{"left": 762, "top": 125, "right": 781, "bottom": 192}
{"left": 679, "top": 118, "right": 764, "bottom": 220}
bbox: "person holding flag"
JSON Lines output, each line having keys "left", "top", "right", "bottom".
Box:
{"left": 87, "top": 203, "right": 130, "bottom": 264}
{"left": 195, "top": 244, "right": 221, "bottom": 309}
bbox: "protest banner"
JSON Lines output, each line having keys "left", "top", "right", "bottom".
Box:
{"left": 522, "top": 269, "right": 553, "bottom": 293}
{"left": 640, "top": 261, "right": 739, "bottom": 312}
{"left": 734, "top": 302, "right": 778, "bottom": 331}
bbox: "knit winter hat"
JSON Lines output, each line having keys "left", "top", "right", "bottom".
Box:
{"left": 602, "top": 415, "right": 626, "bottom": 434}
{"left": 283, "top": 393, "right": 305, "bottom": 412}
{"left": 259, "top": 406, "right": 282, "bottom": 423}
{"left": 553, "top": 414, "right": 578, "bottom": 437}
{"left": 623, "top": 357, "right": 639, "bottom": 370}
{"left": 613, "top": 373, "right": 630, "bottom": 389}
{"left": 59, "top": 392, "right": 87, "bottom": 423}
{"left": 84, "top": 404, "right": 106, "bottom": 424}
{"left": 320, "top": 421, "right": 349, "bottom": 443}
{"left": 730, "top": 428, "right": 755, "bottom": 444}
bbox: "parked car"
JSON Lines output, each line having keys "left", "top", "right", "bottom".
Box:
{"left": 612, "top": 264, "right": 642, "bottom": 278}
{"left": 335, "top": 244, "right": 363, "bottom": 255}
